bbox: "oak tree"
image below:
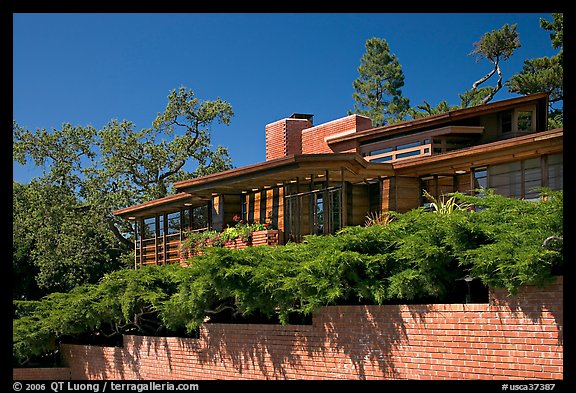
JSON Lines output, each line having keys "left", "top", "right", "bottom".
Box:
{"left": 13, "top": 87, "right": 234, "bottom": 295}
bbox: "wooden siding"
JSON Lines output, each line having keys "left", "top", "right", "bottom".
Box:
{"left": 222, "top": 194, "right": 242, "bottom": 228}
{"left": 381, "top": 176, "right": 421, "bottom": 213}
{"left": 350, "top": 184, "right": 370, "bottom": 226}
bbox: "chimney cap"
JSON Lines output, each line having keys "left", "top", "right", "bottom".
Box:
{"left": 289, "top": 113, "right": 314, "bottom": 124}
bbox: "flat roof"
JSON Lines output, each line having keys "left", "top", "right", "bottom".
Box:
{"left": 113, "top": 153, "right": 394, "bottom": 218}
{"left": 327, "top": 92, "right": 549, "bottom": 145}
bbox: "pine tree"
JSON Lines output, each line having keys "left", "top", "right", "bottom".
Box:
{"left": 469, "top": 24, "right": 521, "bottom": 104}
{"left": 507, "top": 13, "right": 563, "bottom": 128}
{"left": 350, "top": 37, "right": 410, "bottom": 127}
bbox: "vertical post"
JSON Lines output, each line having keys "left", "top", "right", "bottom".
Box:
{"left": 341, "top": 167, "right": 348, "bottom": 227}
{"left": 154, "top": 215, "right": 159, "bottom": 266}
{"left": 295, "top": 177, "right": 300, "bottom": 241}
{"left": 163, "top": 213, "right": 168, "bottom": 265}
{"left": 134, "top": 219, "right": 138, "bottom": 270}
{"left": 309, "top": 173, "right": 314, "bottom": 235}
{"left": 138, "top": 219, "right": 144, "bottom": 268}
{"left": 324, "top": 169, "right": 329, "bottom": 234}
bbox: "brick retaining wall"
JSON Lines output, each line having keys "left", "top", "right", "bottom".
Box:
{"left": 51, "top": 277, "right": 562, "bottom": 380}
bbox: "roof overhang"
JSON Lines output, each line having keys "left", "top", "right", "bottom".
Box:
{"left": 392, "top": 128, "right": 563, "bottom": 177}
{"left": 113, "top": 153, "right": 394, "bottom": 219}
{"left": 174, "top": 153, "right": 394, "bottom": 195}
{"left": 112, "top": 192, "right": 210, "bottom": 219}
{"left": 328, "top": 92, "right": 550, "bottom": 146}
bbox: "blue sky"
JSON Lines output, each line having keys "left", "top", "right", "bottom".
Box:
{"left": 13, "top": 13, "right": 559, "bottom": 184}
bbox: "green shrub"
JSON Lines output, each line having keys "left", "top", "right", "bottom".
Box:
{"left": 13, "top": 190, "right": 563, "bottom": 365}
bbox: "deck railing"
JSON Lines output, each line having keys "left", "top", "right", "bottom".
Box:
{"left": 136, "top": 229, "right": 282, "bottom": 268}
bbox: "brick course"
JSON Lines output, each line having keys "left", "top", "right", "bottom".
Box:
{"left": 13, "top": 367, "right": 71, "bottom": 380}
{"left": 265, "top": 118, "right": 312, "bottom": 161}
{"left": 51, "top": 277, "right": 562, "bottom": 380}
{"left": 302, "top": 114, "right": 372, "bottom": 154}
{"left": 265, "top": 114, "right": 371, "bottom": 160}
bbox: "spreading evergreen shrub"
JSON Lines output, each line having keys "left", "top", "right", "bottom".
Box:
{"left": 13, "top": 190, "right": 562, "bottom": 365}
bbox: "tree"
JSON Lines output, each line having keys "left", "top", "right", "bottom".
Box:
{"left": 13, "top": 87, "right": 234, "bottom": 295}
{"left": 409, "top": 25, "right": 520, "bottom": 118}
{"left": 408, "top": 100, "right": 458, "bottom": 119}
{"left": 468, "top": 23, "right": 521, "bottom": 104}
{"left": 350, "top": 37, "right": 410, "bottom": 126}
{"left": 13, "top": 180, "right": 126, "bottom": 298}
{"left": 507, "top": 13, "right": 563, "bottom": 128}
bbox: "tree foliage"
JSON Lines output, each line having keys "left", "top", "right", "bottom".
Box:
{"left": 13, "top": 180, "right": 126, "bottom": 298}
{"left": 468, "top": 23, "right": 521, "bottom": 105}
{"left": 409, "top": 24, "right": 520, "bottom": 118}
{"left": 13, "top": 87, "right": 234, "bottom": 297}
{"left": 13, "top": 191, "right": 563, "bottom": 365}
{"left": 410, "top": 17, "right": 561, "bottom": 122}
{"left": 350, "top": 37, "right": 410, "bottom": 126}
{"left": 507, "top": 13, "right": 563, "bottom": 128}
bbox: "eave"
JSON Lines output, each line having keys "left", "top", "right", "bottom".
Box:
{"left": 327, "top": 92, "right": 550, "bottom": 146}
{"left": 113, "top": 153, "right": 394, "bottom": 219}
{"left": 392, "top": 128, "right": 563, "bottom": 177}
{"left": 173, "top": 153, "right": 394, "bottom": 195}
{"left": 112, "top": 192, "right": 210, "bottom": 219}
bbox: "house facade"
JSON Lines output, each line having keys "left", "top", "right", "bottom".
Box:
{"left": 113, "top": 92, "right": 563, "bottom": 268}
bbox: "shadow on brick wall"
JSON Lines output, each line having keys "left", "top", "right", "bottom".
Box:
{"left": 490, "top": 276, "right": 563, "bottom": 346}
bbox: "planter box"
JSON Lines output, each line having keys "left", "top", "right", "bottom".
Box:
{"left": 224, "top": 238, "right": 251, "bottom": 250}
{"left": 179, "top": 230, "right": 282, "bottom": 265}
{"left": 252, "top": 229, "right": 282, "bottom": 246}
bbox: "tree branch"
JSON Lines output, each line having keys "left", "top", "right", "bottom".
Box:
{"left": 481, "top": 61, "right": 503, "bottom": 104}
{"left": 472, "top": 65, "right": 497, "bottom": 89}
{"left": 105, "top": 214, "right": 133, "bottom": 248}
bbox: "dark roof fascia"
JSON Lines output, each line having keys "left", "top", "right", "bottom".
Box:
{"left": 392, "top": 128, "right": 563, "bottom": 174}
{"left": 328, "top": 92, "right": 550, "bottom": 145}
{"left": 173, "top": 153, "right": 384, "bottom": 192}
{"left": 112, "top": 192, "right": 193, "bottom": 218}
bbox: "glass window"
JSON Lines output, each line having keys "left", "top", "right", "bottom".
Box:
{"left": 473, "top": 167, "right": 487, "bottom": 192}
{"left": 191, "top": 205, "right": 209, "bottom": 230}
{"left": 182, "top": 208, "right": 191, "bottom": 230}
{"left": 143, "top": 217, "right": 156, "bottom": 239}
{"left": 241, "top": 197, "right": 248, "bottom": 221}
{"left": 371, "top": 156, "right": 392, "bottom": 163}
{"left": 158, "top": 215, "right": 164, "bottom": 236}
{"left": 547, "top": 154, "right": 563, "bottom": 191}
{"left": 368, "top": 147, "right": 393, "bottom": 156}
{"left": 396, "top": 141, "right": 421, "bottom": 150}
{"left": 314, "top": 194, "right": 324, "bottom": 235}
{"left": 166, "top": 212, "right": 180, "bottom": 235}
{"left": 523, "top": 157, "right": 542, "bottom": 198}
{"left": 330, "top": 189, "right": 341, "bottom": 233}
{"left": 474, "top": 156, "right": 561, "bottom": 200}
{"left": 501, "top": 111, "right": 512, "bottom": 132}
{"left": 517, "top": 111, "right": 533, "bottom": 131}
{"left": 396, "top": 150, "right": 421, "bottom": 159}
{"left": 489, "top": 162, "right": 522, "bottom": 198}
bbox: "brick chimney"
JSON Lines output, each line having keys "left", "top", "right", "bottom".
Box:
{"left": 301, "top": 114, "right": 372, "bottom": 154}
{"left": 265, "top": 114, "right": 313, "bottom": 161}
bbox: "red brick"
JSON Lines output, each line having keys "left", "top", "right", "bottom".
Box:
{"left": 39, "top": 277, "right": 564, "bottom": 381}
